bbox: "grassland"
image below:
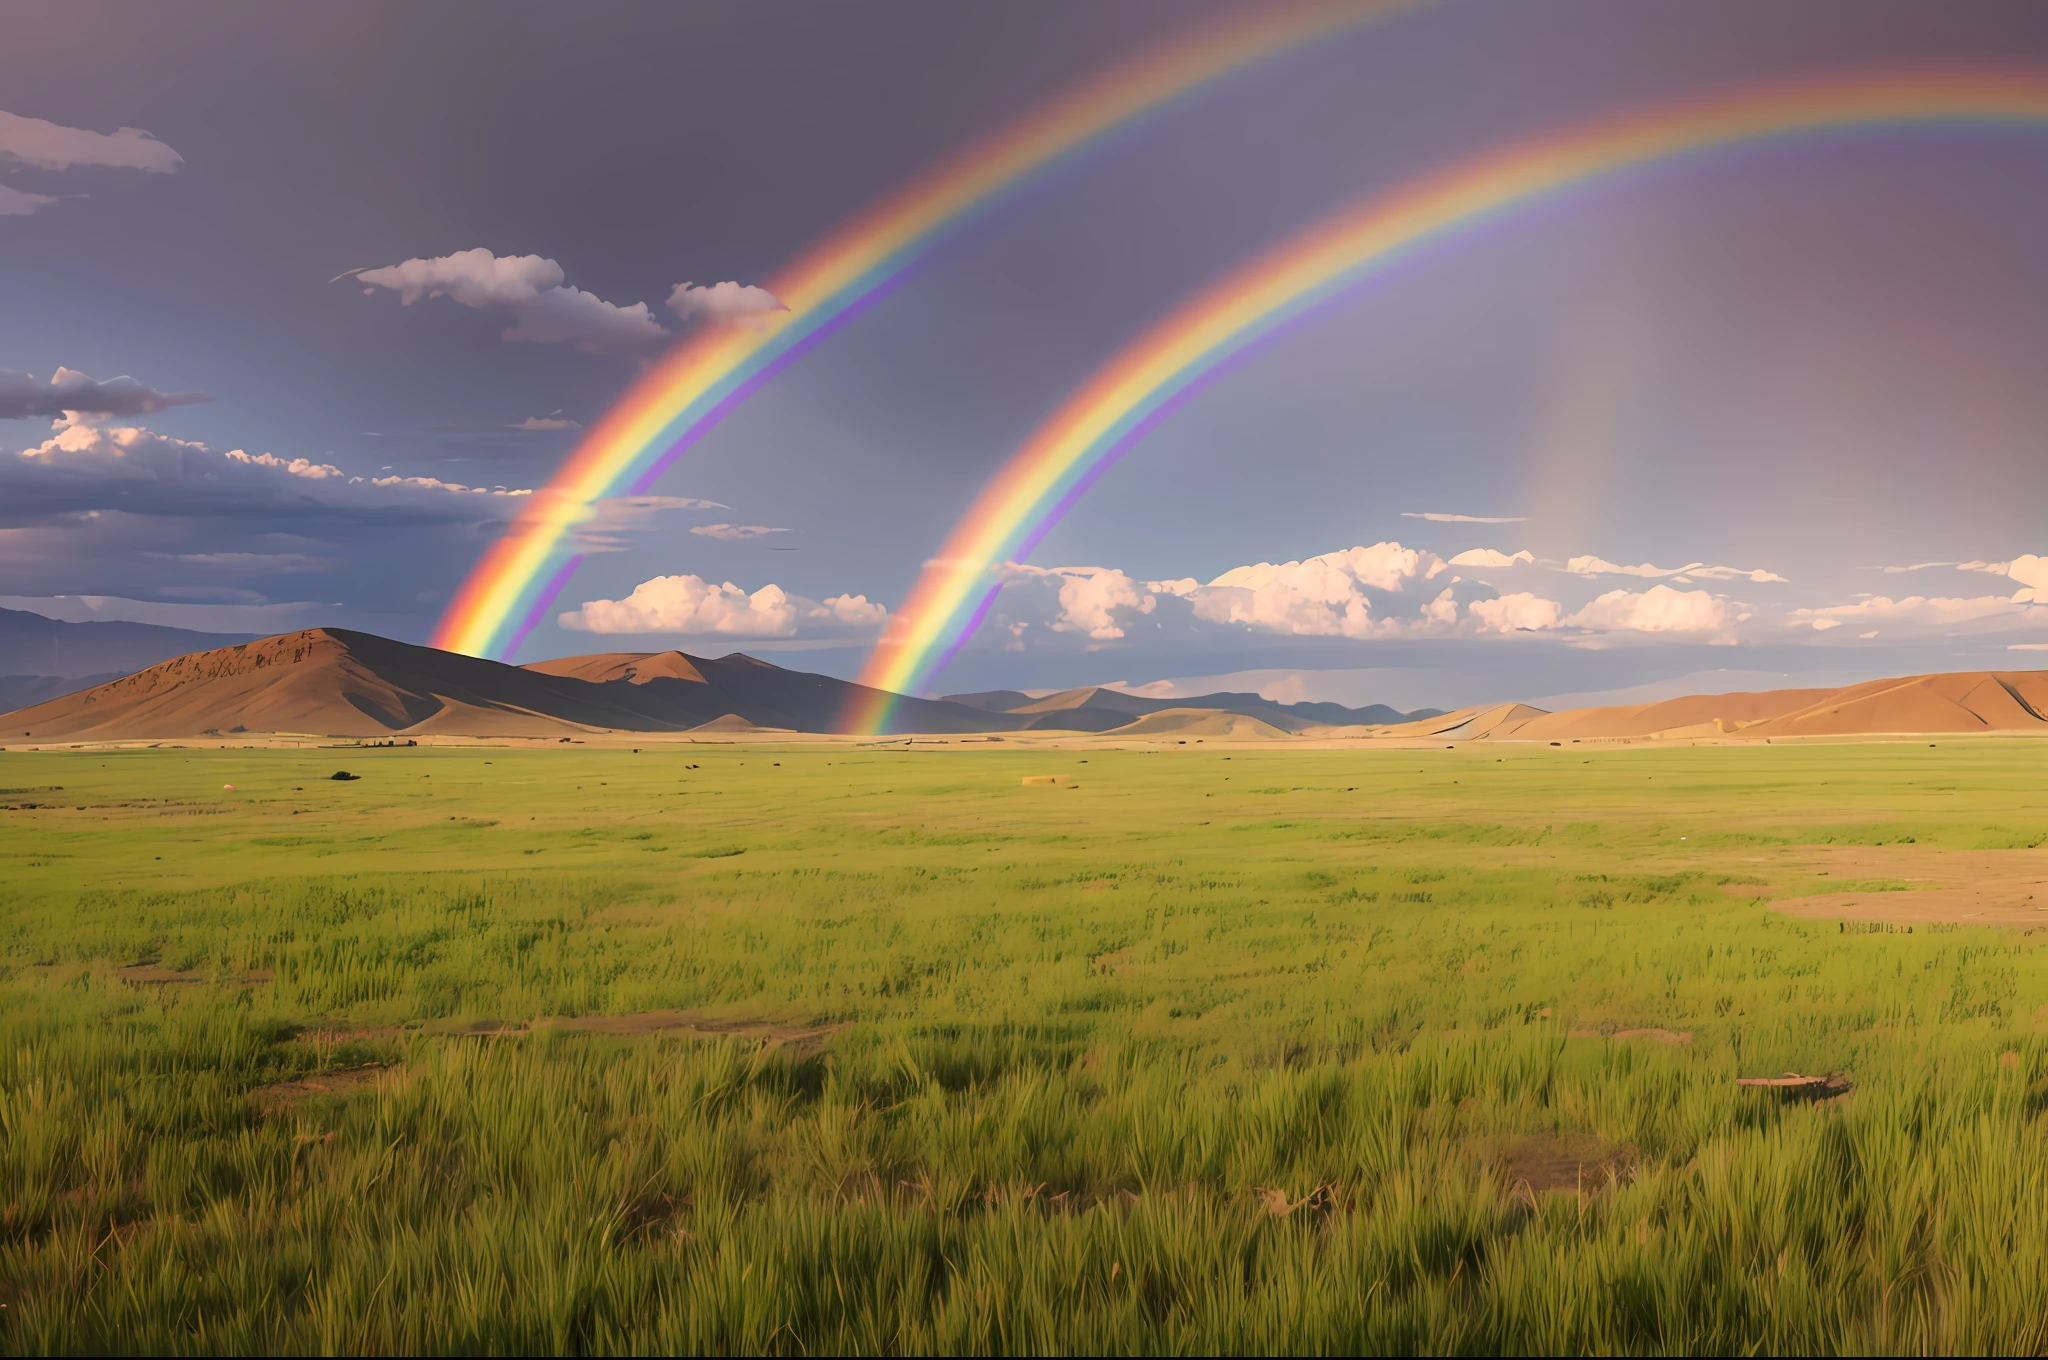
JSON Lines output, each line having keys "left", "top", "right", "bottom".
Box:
{"left": 2, "top": 738, "right": 2047, "bottom": 1353}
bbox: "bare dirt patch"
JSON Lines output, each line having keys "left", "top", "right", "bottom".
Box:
{"left": 1768, "top": 846, "right": 2048, "bottom": 927}
{"left": 381, "top": 1014, "right": 830, "bottom": 1042}
{"left": 1567, "top": 1027, "right": 1692, "bottom": 1045}
{"left": 539, "top": 1011, "right": 836, "bottom": 1044}
{"left": 1495, "top": 1133, "right": 1637, "bottom": 1196}
{"left": 285, "top": 1013, "right": 835, "bottom": 1046}
{"left": 251, "top": 1063, "right": 391, "bottom": 1114}
{"left": 118, "top": 964, "right": 274, "bottom": 986}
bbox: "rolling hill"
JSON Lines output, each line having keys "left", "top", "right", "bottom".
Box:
{"left": 9, "top": 624, "right": 2046, "bottom": 744}
{"left": 0, "top": 630, "right": 1008, "bottom": 739}
{"left": 1375, "top": 671, "right": 2048, "bottom": 742}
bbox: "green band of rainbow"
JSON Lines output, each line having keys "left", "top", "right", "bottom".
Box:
{"left": 848, "top": 69, "right": 2048, "bottom": 731}
{"left": 428, "top": 2, "right": 1409, "bottom": 660}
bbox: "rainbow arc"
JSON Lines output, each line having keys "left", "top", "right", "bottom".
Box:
{"left": 848, "top": 69, "right": 2048, "bottom": 731}
{"left": 429, "top": 2, "right": 1409, "bottom": 661}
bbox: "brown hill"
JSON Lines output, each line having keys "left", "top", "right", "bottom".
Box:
{"left": 4, "top": 629, "right": 643, "bottom": 740}
{"left": 1732, "top": 671, "right": 2048, "bottom": 738}
{"left": 527, "top": 651, "right": 709, "bottom": 685}
{"left": 1383, "top": 670, "right": 2048, "bottom": 743}
{"left": 1374, "top": 703, "right": 1551, "bottom": 741}
{"left": 521, "top": 649, "right": 1006, "bottom": 734}
{"left": 1508, "top": 689, "right": 1833, "bottom": 742}
{"left": 1, "top": 631, "right": 1007, "bottom": 739}
{"left": 1105, "top": 708, "right": 1292, "bottom": 739}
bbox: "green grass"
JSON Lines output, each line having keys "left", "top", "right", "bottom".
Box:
{"left": 2, "top": 740, "right": 2047, "bottom": 1352}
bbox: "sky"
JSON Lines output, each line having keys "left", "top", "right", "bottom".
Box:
{"left": 7, "top": 0, "right": 2048, "bottom": 711}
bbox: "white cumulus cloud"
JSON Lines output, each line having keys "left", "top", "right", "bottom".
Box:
{"left": 1402, "top": 511, "right": 1526, "bottom": 523}
{"left": 1192, "top": 543, "right": 1446, "bottom": 639}
{"left": 1565, "top": 555, "right": 1786, "bottom": 584}
{"left": 15, "top": 417, "right": 341, "bottom": 481}
{"left": 1449, "top": 548, "right": 1534, "bottom": 569}
{"left": 2003, "top": 554, "right": 2048, "bottom": 602}
{"left": 667, "top": 280, "right": 786, "bottom": 323}
{"left": 1052, "top": 568, "right": 1153, "bottom": 640}
{"left": 1003, "top": 564, "right": 1157, "bottom": 640}
{"left": 1566, "top": 584, "right": 1729, "bottom": 633}
{"left": 357, "top": 248, "right": 669, "bottom": 356}
{"left": 559, "top": 574, "right": 886, "bottom": 636}
{"left": 1468, "top": 592, "right": 1564, "bottom": 633}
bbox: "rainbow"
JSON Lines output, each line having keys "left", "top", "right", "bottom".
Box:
{"left": 848, "top": 68, "right": 2048, "bottom": 731}
{"left": 430, "top": 1, "right": 1411, "bottom": 660}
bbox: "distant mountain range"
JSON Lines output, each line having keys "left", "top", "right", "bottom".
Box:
{"left": 15, "top": 616, "right": 2038, "bottom": 743}
{"left": 941, "top": 686, "right": 1439, "bottom": 733}
{"left": 0, "top": 620, "right": 1446, "bottom": 740}
{"left": 0, "top": 606, "right": 256, "bottom": 713}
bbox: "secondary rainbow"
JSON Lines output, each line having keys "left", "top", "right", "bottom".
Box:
{"left": 850, "top": 69, "right": 2048, "bottom": 730}
{"left": 429, "top": 1, "right": 1411, "bottom": 661}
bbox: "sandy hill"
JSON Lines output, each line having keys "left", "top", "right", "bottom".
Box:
{"left": 1374, "top": 703, "right": 1551, "bottom": 742}
{"left": 1373, "top": 670, "right": 2048, "bottom": 743}
{"left": 1105, "top": 708, "right": 1292, "bottom": 739}
{"left": 1731, "top": 671, "right": 2048, "bottom": 739}
{"left": 1, "top": 632, "right": 1007, "bottom": 739}
{"left": 3, "top": 629, "right": 660, "bottom": 740}
{"left": 1508, "top": 688, "right": 1833, "bottom": 742}
{"left": 528, "top": 651, "right": 710, "bottom": 685}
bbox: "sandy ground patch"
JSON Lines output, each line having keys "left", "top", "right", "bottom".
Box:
{"left": 1766, "top": 845, "right": 2048, "bottom": 927}
{"left": 252, "top": 1063, "right": 390, "bottom": 1114}
{"left": 117, "top": 964, "right": 274, "bottom": 985}
{"left": 1495, "top": 1133, "right": 1637, "bottom": 1196}
{"left": 536, "top": 1011, "right": 836, "bottom": 1044}
{"left": 1566, "top": 1026, "right": 1691, "bottom": 1044}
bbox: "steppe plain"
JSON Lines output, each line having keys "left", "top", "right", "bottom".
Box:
{"left": 3, "top": 737, "right": 2047, "bottom": 1352}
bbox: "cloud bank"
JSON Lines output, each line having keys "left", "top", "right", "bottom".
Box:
{"left": 356, "top": 252, "right": 787, "bottom": 357}
{"left": 0, "top": 110, "right": 185, "bottom": 173}
{"left": 0, "top": 368, "right": 210, "bottom": 421}
{"left": 0, "top": 109, "right": 184, "bottom": 215}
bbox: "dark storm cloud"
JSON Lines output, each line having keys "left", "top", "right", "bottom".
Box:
{"left": 0, "top": 368, "right": 210, "bottom": 420}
